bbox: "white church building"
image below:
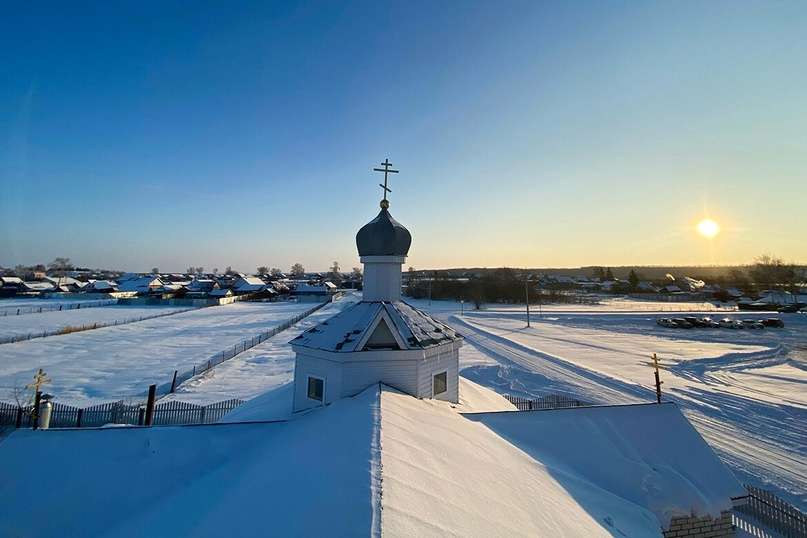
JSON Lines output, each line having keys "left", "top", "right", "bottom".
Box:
{"left": 291, "top": 170, "right": 462, "bottom": 411}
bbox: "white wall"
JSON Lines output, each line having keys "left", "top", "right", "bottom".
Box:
{"left": 361, "top": 256, "right": 405, "bottom": 301}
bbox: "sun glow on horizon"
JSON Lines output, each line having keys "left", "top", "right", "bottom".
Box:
{"left": 696, "top": 218, "right": 720, "bottom": 239}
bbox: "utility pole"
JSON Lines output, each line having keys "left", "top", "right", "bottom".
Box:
{"left": 652, "top": 353, "right": 663, "bottom": 403}
{"left": 525, "top": 278, "right": 531, "bottom": 328}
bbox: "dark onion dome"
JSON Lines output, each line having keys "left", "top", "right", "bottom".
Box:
{"left": 356, "top": 208, "right": 412, "bottom": 257}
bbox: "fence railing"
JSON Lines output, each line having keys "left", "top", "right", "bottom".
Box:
{"left": 0, "top": 398, "right": 244, "bottom": 429}
{"left": 504, "top": 393, "right": 591, "bottom": 410}
{"left": 0, "top": 299, "right": 117, "bottom": 317}
{"left": 733, "top": 485, "right": 806, "bottom": 538}
{"left": 155, "top": 300, "right": 330, "bottom": 398}
{"left": 0, "top": 307, "right": 198, "bottom": 345}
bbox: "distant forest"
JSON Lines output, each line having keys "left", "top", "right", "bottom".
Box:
{"left": 404, "top": 256, "right": 806, "bottom": 307}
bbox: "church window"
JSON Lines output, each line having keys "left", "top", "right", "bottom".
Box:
{"left": 433, "top": 371, "right": 447, "bottom": 395}
{"left": 307, "top": 376, "right": 324, "bottom": 401}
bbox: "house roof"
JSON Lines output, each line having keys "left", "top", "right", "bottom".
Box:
{"left": 291, "top": 300, "right": 460, "bottom": 352}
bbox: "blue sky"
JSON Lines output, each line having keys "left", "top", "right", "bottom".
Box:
{"left": 2, "top": 1, "right": 805, "bottom": 272}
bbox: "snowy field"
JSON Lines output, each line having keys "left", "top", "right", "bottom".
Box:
{"left": 0, "top": 301, "right": 312, "bottom": 405}
{"left": 410, "top": 299, "right": 807, "bottom": 510}
{"left": 164, "top": 294, "right": 360, "bottom": 405}
{"left": 0, "top": 305, "right": 193, "bottom": 341}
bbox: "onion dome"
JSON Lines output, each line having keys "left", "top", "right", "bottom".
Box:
{"left": 356, "top": 207, "right": 412, "bottom": 257}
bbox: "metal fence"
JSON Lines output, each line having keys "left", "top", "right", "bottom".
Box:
{"left": 733, "top": 485, "right": 806, "bottom": 538}
{"left": 504, "top": 393, "right": 591, "bottom": 410}
{"left": 0, "top": 299, "right": 117, "bottom": 317}
{"left": 0, "top": 307, "right": 198, "bottom": 344}
{"left": 155, "top": 300, "right": 330, "bottom": 398}
{"left": 0, "top": 398, "right": 244, "bottom": 429}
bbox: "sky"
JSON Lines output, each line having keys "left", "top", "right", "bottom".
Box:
{"left": 1, "top": 1, "right": 805, "bottom": 272}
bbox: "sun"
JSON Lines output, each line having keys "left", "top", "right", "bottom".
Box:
{"left": 697, "top": 218, "right": 720, "bottom": 238}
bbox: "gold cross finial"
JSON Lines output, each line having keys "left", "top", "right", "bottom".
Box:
{"left": 373, "top": 158, "right": 399, "bottom": 209}
{"left": 26, "top": 368, "right": 51, "bottom": 393}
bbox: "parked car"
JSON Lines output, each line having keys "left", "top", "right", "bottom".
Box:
{"left": 742, "top": 320, "right": 765, "bottom": 329}
{"left": 684, "top": 316, "right": 700, "bottom": 326}
{"left": 778, "top": 303, "right": 804, "bottom": 313}
{"left": 719, "top": 318, "right": 743, "bottom": 329}
{"left": 698, "top": 317, "right": 721, "bottom": 328}
{"left": 760, "top": 318, "right": 785, "bottom": 328}
{"left": 656, "top": 318, "right": 677, "bottom": 328}
{"left": 672, "top": 318, "right": 693, "bottom": 328}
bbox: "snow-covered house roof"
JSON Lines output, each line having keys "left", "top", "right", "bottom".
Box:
{"left": 0, "top": 276, "right": 24, "bottom": 286}
{"left": 291, "top": 300, "right": 460, "bottom": 352}
{"left": 85, "top": 280, "right": 118, "bottom": 291}
{"left": 0, "top": 379, "right": 743, "bottom": 537}
{"left": 233, "top": 276, "right": 266, "bottom": 292}
{"left": 22, "top": 281, "right": 56, "bottom": 292}
{"left": 117, "top": 276, "right": 163, "bottom": 294}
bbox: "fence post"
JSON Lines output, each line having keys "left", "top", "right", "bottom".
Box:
{"left": 170, "top": 370, "right": 178, "bottom": 393}
{"left": 144, "top": 384, "right": 156, "bottom": 426}
{"left": 15, "top": 406, "right": 23, "bottom": 428}
{"left": 76, "top": 408, "right": 83, "bottom": 428}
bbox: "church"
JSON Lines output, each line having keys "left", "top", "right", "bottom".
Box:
{"left": 290, "top": 159, "right": 463, "bottom": 411}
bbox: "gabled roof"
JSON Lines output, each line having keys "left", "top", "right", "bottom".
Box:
{"left": 291, "top": 300, "right": 460, "bottom": 352}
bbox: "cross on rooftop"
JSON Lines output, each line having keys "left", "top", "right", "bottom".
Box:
{"left": 373, "top": 158, "right": 398, "bottom": 209}
{"left": 26, "top": 368, "right": 51, "bottom": 393}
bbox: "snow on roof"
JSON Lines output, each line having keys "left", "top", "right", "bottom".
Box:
{"left": 462, "top": 402, "right": 744, "bottom": 530}
{"left": 291, "top": 300, "right": 460, "bottom": 352}
{"left": 22, "top": 281, "right": 56, "bottom": 291}
{"left": 0, "top": 276, "right": 23, "bottom": 284}
{"left": 117, "top": 276, "right": 162, "bottom": 292}
{"left": 0, "top": 385, "right": 381, "bottom": 537}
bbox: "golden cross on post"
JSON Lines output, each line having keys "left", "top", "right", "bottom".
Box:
{"left": 26, "top": 368, "right": 51, "bottom": 393}
{"left": 373, "top": 158, "right": 398, "bottom": 209}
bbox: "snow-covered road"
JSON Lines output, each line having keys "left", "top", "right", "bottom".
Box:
{"left": 410, "top": 300, "right": 806, "bottom": 511}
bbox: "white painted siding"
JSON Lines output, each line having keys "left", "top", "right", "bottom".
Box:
{"left": 293, "top": 353, "right": 344, "bottom": 411}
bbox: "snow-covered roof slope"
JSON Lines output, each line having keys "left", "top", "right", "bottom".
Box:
{"left": 291, "top": 300, "right": 460, "bottom": 352}
{"left": 380, "top": 382, "right": 656, "bottom": 537}
{"left": 462, "top": 402, "right": 745, "bottom": 530}
{"left": 0, "top": 386, "right": 381, "bottom": 538}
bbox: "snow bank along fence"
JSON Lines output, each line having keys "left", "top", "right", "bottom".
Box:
{"left": 0, "top": 306, "right": 198, "bottom": 345}
{"left": 504, "top": 393, "right": 592, "bottom": 410}
{"left": 732, "top": 485, "right": 806, "bottom": 538}
{"left": 0, "top": 299, "right": 117, "bottom": 317}
{"left": 0, "top": 398, "right": 244, "bottom": 429}
{"left": 155, "top": 300, "right": 331, "bottom": 398}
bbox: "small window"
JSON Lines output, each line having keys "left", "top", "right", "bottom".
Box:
{"left": 433, "top": 371, "right": 447, "bottom": 396}
{"left": 307, "top": 376, "right": 324, "bottom": 401}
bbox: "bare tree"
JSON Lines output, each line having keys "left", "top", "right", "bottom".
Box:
{"left": 749, "top": 255, "right": 795, "bottom": 290}
{"left": 270, "top": 268, "right": 282, "bottom": 277}
{"left": 151, "top": 267, "right": 160, "bottom": 274}
{"left": 351, "top": 267, "right": 362, "bottom": 280}
{"left": 257, "top": 266, "right": 269, "bottom": 275}
{"left": 225, "top": 266, "right": 235, "bottom": 275}
{"left": 290, "top": 263, "right": 305, "bottom": 278}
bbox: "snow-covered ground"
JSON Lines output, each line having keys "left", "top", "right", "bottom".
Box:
{"left": 163, "top": 294, "right": 360, "bottom": 405}
{"left": 0, "top": 305, "right": 193, "bottom": 341}
{"left": 411, "top": 299, "right": 807, "bottom": 510}
{"left": 0, "top": 297, "right": 114, "bottom": 314}
{"left": 0, "top": 301, "right": 312, "bottom": 405}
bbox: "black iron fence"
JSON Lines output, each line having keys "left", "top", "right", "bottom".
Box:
{"left": 0, "top": 398, "right": 244, "bottom": 429}
{"left": 504, "top": 393, "right": 591, "bottom": 410}
{"left": 733, "top": 485, "right": 806, "bottom": 538}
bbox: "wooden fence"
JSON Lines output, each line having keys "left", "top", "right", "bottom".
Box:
{"left": 0, "top": 398, "right": 244, "bottom": 429}
{"left": 0, "top": 307, "right": 198, "bottom": 344}
{"left": 504, "top": 393, "right": 591, "bottom": 410}
{"left": 733, "top": 485, "right": 806, "bottom": 538}
{"left": 155, "top": 300, "right": 330, "bottom": 397}
{"left": 0, "top": 299, "right": 117, "bottom": 317}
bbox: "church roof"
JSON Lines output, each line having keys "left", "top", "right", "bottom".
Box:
{"left": 290, "top": 300, "right": 460, "bottom": 352}
{"left": 355, "top": 208, "right": 412, "bottom": 257}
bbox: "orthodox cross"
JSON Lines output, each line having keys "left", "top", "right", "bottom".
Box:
{"left": 26, "top": 368, "right": 51, "bottom": 393}
{"left": 373, "top": 158, "right": 398, "bottom": 208}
